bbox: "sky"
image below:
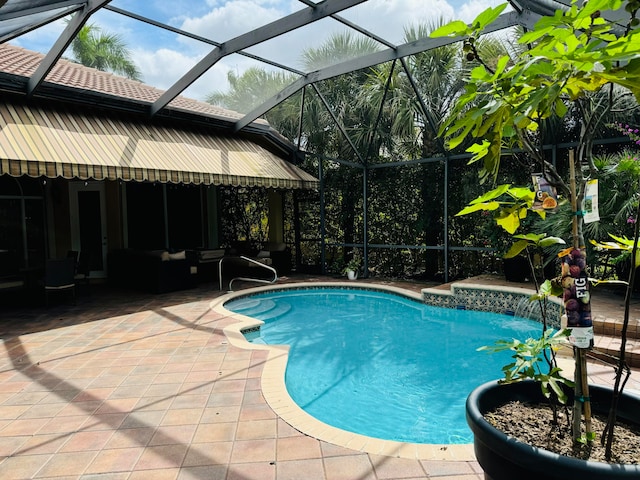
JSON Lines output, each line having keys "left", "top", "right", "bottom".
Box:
{"left": 10, "top": 0, "right": 506, "bottom": 106}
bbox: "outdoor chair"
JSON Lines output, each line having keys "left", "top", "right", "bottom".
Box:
{"left": 67, "top": 250, "right": 91, "bottom": 290}
{"left": 44, "top": 257, "right": 76, "bottom": 306}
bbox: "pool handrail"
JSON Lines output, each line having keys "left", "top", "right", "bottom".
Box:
{"left": 219, "top": 255, "right": 278, "bottom": 291}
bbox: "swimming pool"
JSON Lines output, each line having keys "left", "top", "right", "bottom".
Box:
{"left": 224, "top": 286, "right": 542, "bottom": 445}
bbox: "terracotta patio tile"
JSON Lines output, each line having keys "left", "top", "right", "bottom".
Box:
{"left": 276, "top": 435, "right": 322, "bottom": 461}
{"left": 2, "top": 417, "right": 49, "bottom": 435}
{"left": 160, "top": 363, "right": 193, "bottom": 374}
{"left": 155, "top": 372, "right": 189, "bottom": 384}
{"left": 170, "top": 394, "right": 209, "bottom": 409}
{"left": 81, "top": 412, "right": 128, "bottom": 431}
{"left": 20, "top": 402, "right": 66, "bottom": 419}
{"left": 230, "top": 438, "right": 276, "bottom": 463}
{"left": 421, "top": 459, "right": 478, "bottom": 476}
{"left": 200, "top": 405, "right": 241, "bottom": 423}
{"left": 277, "top": 458, "right": 325, "bottom": 480}
{"left": 370, "top": 454, "right": 427, "bottom": 479}
{"left": 88, "top": 375, "right": 124, "bottom": 388}
{"left": 324, "top": 454, "right": 377, "bottom": 480}
{"left": 109, "top": 384, "right": 149, "bottom": 399}
{"left": 192, "top": 422, "right": 236, "bottom": 443}
{"left": 0, "top": 404, "right": 30, "bottom": 419}
{"left": 242, "top": 389, "right": 265, "bottom": 405}
{"left": 35, "top": 450, "right": 97, "bottom": 477}
{"left": 226, "top": 461, "right": 276, "bottom": 480}
{"left": 160, "top": 408, "right": 203, "bottom": 426}
{"left": 3, "top": 391, "right": 49, "bottom": 405}
{"left": 57, "top": 400, "right": 102, "bottom": 416}
{"left": 13, "top": 433, "right": 69, "bottom": 455}
{"left": 178, "top": 382, "right": 214, "bottom": 396}
{"left": 85, "top": 446, "right": 145, "bottom": 474}
{"left": 94, "top": 397, "right": 139, "bottom": 414}
{"left": 239, "top": 403, "right": 277, "bottom": 421}
{"left": 130, "top": 365, "right": 164, "bottom": 376}
{"left": 176, "top": 464, "right": 227, "bottom": 480}
{"left": 72, "top": 387, "right": 114, "bottom": 403}
{"left": 129, "top": 467, "right": 180, "bottom": 480}
{"left": 206, "top": 391, "right": 244, "bottom": 407}
{"left": 184, "top": 370, "right": 218, "bottom": 383}
{"left": 211, "top": 378, "right": 247, "bottom": 393}
{"left": 120, "top": 410, "right": 166, "bottom": 429}
{"left": 0, "top": 435, "right": 28, "bottom": 456}
{"left": 0, "top": 454, "right": 52, "bottom": 480}
{"left": 104, "top": 427, "right": 156, "bottom": 449}
{"left": 149, "top": 424, "right": 198, "bottom": 446}
{"left": 145, "top": 383, "right": 182, "bottom": 397}
{"left": 182, "top": 441, "right": 233, "bottom": 466}
{"left": 134, "top": 444, "right": 189, "bottom": 470}
{"left": 135, "top": 396, "right": 174, "bottom": 412}
{"left": 59, "top": 429, "right": 114, "bottom": 452}
{"left": 236, "top": 418, "right": 277, "bottom": 440}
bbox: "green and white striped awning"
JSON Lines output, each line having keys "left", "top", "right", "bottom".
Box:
{"left": 0, "top": 101, "right": 318, "bottom": 189}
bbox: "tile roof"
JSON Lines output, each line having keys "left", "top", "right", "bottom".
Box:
{"left": 0, "top": 43, "right": 266, "bottom": 124}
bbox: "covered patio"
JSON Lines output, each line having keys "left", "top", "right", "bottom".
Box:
{"left": 1, "top": 275, "right": 639, "bottom": 479}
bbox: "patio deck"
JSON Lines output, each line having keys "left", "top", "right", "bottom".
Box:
{"left": 1, "top": 274, "right": 639, "bottom": 480}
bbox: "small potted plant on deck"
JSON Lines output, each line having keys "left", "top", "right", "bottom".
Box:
{"left": 432, "top": 0, "right": 640, "bottom": 477}
{"left": 343, "top": 257, "right": 361, "bottom": 280}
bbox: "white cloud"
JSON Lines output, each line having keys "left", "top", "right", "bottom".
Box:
{"left": 9, "top": 0, "right": 515, "bottom": 102}
{"left": 180, "top": 0, "right": 287, "bottom": 43}
{"left": 458, "top": 0, "right": 508, "bottom": 23}
{"left": 133, "top": 47, "right": 231, "bottom": 101}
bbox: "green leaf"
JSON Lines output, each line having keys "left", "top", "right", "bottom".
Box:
{"left": 455, "top": 201, "right": 501, "bottom": 216}
{"left": 513, "top": 233, "right": 544, "bottom": 242}
{"left": 504, "top": 239, "right": 529, "bottom": 258}
{"left": 472, "top": 3, "right": 508, "bottom": 30}
{"left": 469, "top": 184, "right": 511, "bottom": 204}
{"left": 519, "top": 26, "right": 554, "bottom": 44}
{"left": 539, "top": 236, "right": 566, "bottom": 247}
{"left": 430, "top": 20, "right": 469, "bottom": 38}
{"left": 496, "top": 210, "right": 521, "bottom": 234}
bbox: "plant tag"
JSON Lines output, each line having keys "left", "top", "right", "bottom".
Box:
{"left": 583, "top": 179, "right": 599, "bottom": 224}
{"left": 567, "top": 326, "right": 594, "bottom": 349}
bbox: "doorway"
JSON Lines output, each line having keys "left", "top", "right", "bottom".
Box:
{"left": 69, "top": 182, "right": 107, "bottom": 279}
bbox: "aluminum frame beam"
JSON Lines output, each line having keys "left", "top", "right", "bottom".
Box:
{"left": 27, "top": 0, "right": 110, "bottom": 95}
{"left": 233, "top": 10, "right": 531, "bottom": 132}
{"left": 150, "top": 0, "right": 368, "bottom": 116}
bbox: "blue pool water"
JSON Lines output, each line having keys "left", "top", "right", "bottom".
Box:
{"left": 224, "top": 287, "right": 541, "bottom": 444}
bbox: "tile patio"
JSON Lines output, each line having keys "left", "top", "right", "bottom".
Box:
{"left": 1, "top": 274, "right": 638, "bottom": 479}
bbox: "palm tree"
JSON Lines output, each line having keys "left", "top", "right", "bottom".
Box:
{"left": 69, "top": 23, "right": 141, "bottom": 81}
{"left": 206, "top": 67, "right": 296, "bottom": 115}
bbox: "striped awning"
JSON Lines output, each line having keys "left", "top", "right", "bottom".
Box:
{"left": 0, "top": 101, "right": 318, "bottom": 189}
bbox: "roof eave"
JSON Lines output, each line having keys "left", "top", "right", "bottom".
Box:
{"left": 0, "top": 70, "right": 299, "bottom": 160}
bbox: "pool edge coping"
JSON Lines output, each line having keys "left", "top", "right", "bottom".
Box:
{"left": 210, "top": 281, "right": 476, "bottom": 462}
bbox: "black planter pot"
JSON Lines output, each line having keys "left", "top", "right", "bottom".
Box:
{"left": 502, "top": 256, "right": 528, "bottom": 282}
{"left": 466, "top": 380, "right": 640, "bottom": 480}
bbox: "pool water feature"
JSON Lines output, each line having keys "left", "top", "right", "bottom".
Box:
{"left": 224, "top": 287, "right": 542, "bottom": 444}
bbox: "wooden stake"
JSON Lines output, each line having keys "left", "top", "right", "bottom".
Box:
{"left": 569, "top": 149, "right": 592, "bottom": 442}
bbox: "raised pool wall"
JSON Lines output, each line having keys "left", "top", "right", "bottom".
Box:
{"left": 421, "top": 283, "right": 563, "bottom": 328}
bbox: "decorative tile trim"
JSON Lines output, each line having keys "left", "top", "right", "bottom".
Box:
{"left": 422, "top": 283, "right": 562, "bottom": 327}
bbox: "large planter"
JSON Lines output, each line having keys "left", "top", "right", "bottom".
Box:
{"left": 466, "top": 380, "right": 640, "bottom": 480}
{"left": 502, "top": 256, "right": 528, "bottom": 282}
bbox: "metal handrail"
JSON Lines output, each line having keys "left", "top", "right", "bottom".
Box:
{"left": 219, "top": 255, "right": 278, "bottom": 291}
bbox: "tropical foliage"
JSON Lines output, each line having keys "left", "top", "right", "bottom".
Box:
{"left": 69, "top": 24, "right": 141, "bottom": 81}
{"left": 208, "top": 6, "right": 638, "bottom": 282}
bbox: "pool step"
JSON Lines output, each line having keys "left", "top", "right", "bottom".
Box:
{"left": 227, "top": 298, "right": 292, "bottom": 322}
{"left": 229, "top": 298, "right": 276, "bottom": 316}
{"left": 255, "top": 302, "right": 292, "bottom": 322}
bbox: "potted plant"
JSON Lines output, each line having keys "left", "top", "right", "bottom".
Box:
{"left": 342, "top": 257, "right": 361, "bottom": 280}
{"left": 432, "top": 0, "right": 640, "bottom": 476}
